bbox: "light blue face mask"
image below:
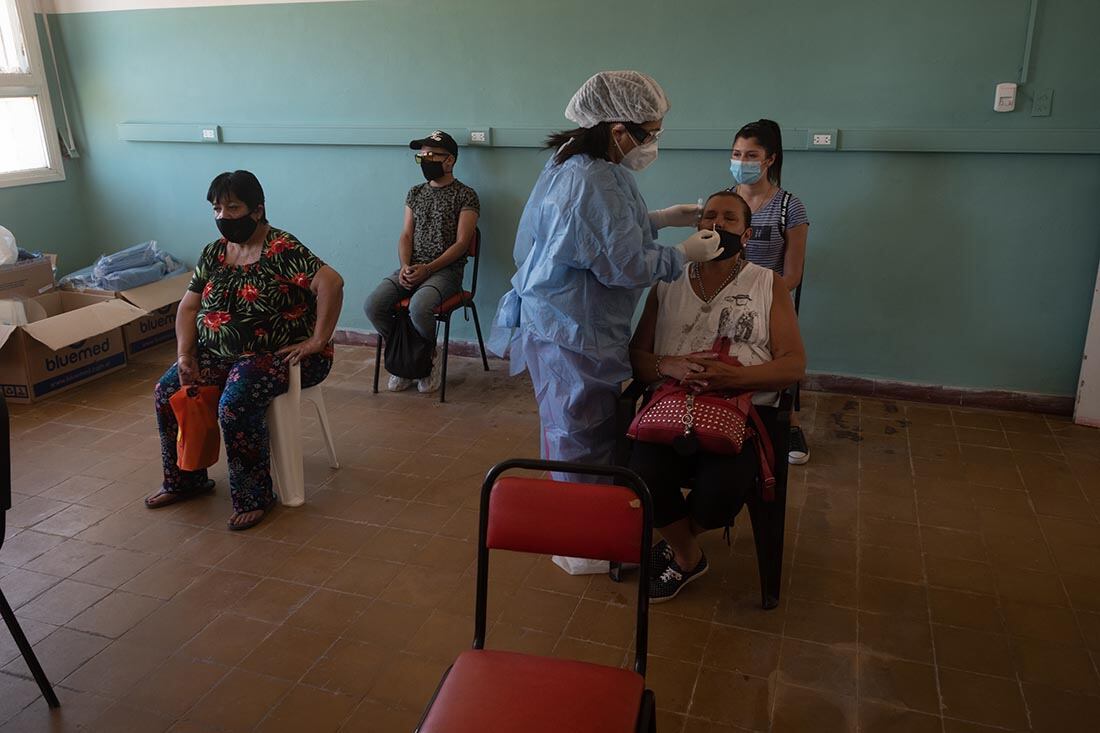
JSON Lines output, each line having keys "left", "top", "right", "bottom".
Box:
{"left": 729, "top": 159, "right": 763, "bottom": 185}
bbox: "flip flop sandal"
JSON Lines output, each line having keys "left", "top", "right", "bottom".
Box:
{"left": 227, "top": 494, "right": 278, "bottom": 532}
{"left": 144, "top": 479, "right": 216, "bottom": 509}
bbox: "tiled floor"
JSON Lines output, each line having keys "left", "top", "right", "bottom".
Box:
{"left": 1, "top": 343, "right": 1099, "bottom": 732}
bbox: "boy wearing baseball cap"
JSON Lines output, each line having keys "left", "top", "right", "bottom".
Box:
{"left": 365, "top": 130, "right": 480, "bottom": 393}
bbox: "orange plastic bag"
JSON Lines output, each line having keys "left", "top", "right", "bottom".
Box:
{"left": 170, "top": 386, "right": 221, "bottom": 471}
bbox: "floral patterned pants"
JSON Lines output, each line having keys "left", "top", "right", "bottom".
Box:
{"left": 154, "top": 348, "right": 333, "bottom": 513}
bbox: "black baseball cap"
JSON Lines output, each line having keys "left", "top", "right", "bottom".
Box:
{"left": 409, "top": 130, "right": 458, "bottom": 158}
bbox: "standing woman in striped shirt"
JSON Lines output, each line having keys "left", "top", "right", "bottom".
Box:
{"left": 729, "top": 119, "right": 812, "bottom": 464}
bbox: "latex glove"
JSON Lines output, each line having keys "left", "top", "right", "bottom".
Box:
{"left": 677, "top": 229, "right": 721, "bottom": 262}
{"left": 649, "top": 204, "right": 702, "bottom": 229}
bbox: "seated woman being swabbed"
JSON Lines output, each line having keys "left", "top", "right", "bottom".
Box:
{"left": 627, "top": 190, "right": 806, "bottom": 603}
{"left": 144, "top": 170, "right": 344, "bottom": 531}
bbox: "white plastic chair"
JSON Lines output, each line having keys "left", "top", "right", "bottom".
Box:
{"left": 268, "top": 362, "right": 339, "bottom": 507}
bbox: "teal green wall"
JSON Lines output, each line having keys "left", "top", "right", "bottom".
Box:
{"left": 1, "top": 0, "right": 1098, "bottom": 395}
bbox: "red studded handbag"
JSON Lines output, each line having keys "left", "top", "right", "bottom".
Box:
{"left": 626, "top": 337, "right": 777, "bottom": 499}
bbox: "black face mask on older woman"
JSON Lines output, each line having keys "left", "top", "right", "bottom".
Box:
{"left": 217, "top": 212, "right": 259, "bottom": 243}
{"left": 713, "top": 227, "right": 745, "bottom": 261}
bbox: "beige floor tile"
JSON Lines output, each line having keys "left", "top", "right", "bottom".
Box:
{"left": 17, "top": 579, "right": 111, "bottom": 626}
{"left": 301, "top": 638, "right": 393, "bottom": 696}
{"left": 67, "top": 590, "right": 163, "bottom": 638}
{"left": 771, "top": 684, "right": 856, "bottom": 733}
{"left": 126, "top": 655, "right": 227, "bottom": 718}
{"left": 239, "top": 625, "right": 337, "bottom": 681}
{"left": 63, "top": 640, "right": 172, "bottom": 697}
{"left": 254, "top": 684, "right": 359, "bottom": 733}
{"left": 187, "top": 669, "right": 291, "bottom": 732}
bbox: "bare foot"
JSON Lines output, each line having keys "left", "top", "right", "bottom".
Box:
{"left": 227, "top": 509, "right": 265, "bottom": 530}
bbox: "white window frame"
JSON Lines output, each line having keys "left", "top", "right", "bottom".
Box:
{"left": 0, "top": 0, "right": 64, "bottom": 188}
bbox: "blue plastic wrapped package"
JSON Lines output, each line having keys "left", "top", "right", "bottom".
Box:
{"left": 59, "top": 240, "right": 187, "bottom": 291}
{"left": 92, "top": 240, "right": 161, "bottom": 277}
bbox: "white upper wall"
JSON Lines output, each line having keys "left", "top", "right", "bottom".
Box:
{"left": 42, "top": 0, "right": 360, "bottom": 12}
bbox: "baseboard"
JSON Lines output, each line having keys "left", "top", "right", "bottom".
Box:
{"left": 334, "top": 328, "right": 491, "bottom": 360}
{"left": 334, "top": 329, "right": 1073, "bottom": 416}
{"left": 803, "top": 373, "right": 1073, "bottom": 416}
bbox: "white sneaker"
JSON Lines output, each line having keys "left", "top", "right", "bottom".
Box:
{"left": 388, "top": 374, "right": 415, "bottom": 392}
{"left": 417, "top": 347, "right": 443, "bottom": 393}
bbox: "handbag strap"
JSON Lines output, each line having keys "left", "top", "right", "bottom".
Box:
{"left": 747, "top": 405, "right": 777, "bottom": 501}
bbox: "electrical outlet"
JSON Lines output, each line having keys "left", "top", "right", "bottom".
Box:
{"left": 468, "top": 127, "right": 491, "bottom": 146}
{"left": 200, "top": 126, "right": 220, "bottom": 143}
{"left": 809, "top": 129, "right": 838, "bottom": 150}
{"left": 1032, "top": 88, "right": 1053, "bottom": 117}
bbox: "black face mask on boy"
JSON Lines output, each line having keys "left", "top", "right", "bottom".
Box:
{"left": 419, "top": 160, "right": 446, "bottom": 181}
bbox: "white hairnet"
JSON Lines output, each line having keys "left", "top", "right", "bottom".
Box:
{"left": 564, "top": 70, "right": 670, "bottom": 128}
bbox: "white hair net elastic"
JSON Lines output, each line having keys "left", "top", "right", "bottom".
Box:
{"left": 564, "top": 70, "right": 670, "bottom": 129}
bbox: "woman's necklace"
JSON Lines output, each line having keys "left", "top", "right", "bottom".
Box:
{"left": 692, "top": 258, "right": 747, "bottom": 313}
{"left": 736, "top": 183, "right": 778, "bottom": 213}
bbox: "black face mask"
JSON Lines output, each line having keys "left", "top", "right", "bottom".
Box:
{"left": 216, "top": 213, "right": 259, "bottom": 243}
{"left": 420, "top": 160, "right": 446, "bottom": 181}
{"left": 713, "top": 227, "right": 745, "bottom": 261}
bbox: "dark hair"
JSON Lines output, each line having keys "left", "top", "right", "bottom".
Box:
{"left": 545, "top": 123, "right": 613, "bottom": 166}
{"left": 704, "top": 190, "right": 752, "bottom": 228}
{"left": 206, "top": 170, "right": 267, "bottom": 221}
{"left": 734, "top": 119, "right": 783, "bottom": 186}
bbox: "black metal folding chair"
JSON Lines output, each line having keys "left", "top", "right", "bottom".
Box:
{"left": 611, "top": 383, "right": 794, "bottom": 610}
{"left": 0, "top": 395, "right": 60, "bottom": 708}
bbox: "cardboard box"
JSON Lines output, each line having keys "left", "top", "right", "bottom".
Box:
{"left": 115, "top": 273, "right": 193, "bottom": 358}
{"left": 0, "top": 292, "right": 145, "bottom": 403}
{"left": 67, "top": 272, "right": 192, "bottom": 359}
{"left": 0, "top": 255, "right": 56, "bottom": 300}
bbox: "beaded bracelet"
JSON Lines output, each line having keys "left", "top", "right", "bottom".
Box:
{"left": 655, "top": 355, "right": 665, "bottom": 378}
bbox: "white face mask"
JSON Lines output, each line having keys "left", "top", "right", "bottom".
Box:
{"left": 615, "top": 131, "right": 659, "bottom": 171}
{"left": 621, "top": 139, "right": 658, "bottom": 171}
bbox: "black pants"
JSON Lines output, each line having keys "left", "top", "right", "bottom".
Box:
{"left": 627, "top": 407, "right": 778, "bottom": 530}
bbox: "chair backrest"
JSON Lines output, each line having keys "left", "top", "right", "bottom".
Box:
{"left": 466, "top": 227, "right": 482, "bottom": 300}
{"left": 0, "top": 395, "right": 10, "bottom": 550}
{"left": 475, "top": 459, "right": 654, "bottom": 675}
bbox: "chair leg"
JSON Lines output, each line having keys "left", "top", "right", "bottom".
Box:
{"left": 635, "top": 689, "right": 656, "bottom": 733}
{"left": 608, "top": 561, "right": 623, "bottom": 583}
{"left": 309, "top": 391, "right": 339, "bottom": 469}
{"left": 372, "top": 337, "right": 382, "bottom": 394}
{"left": 438, "top": 316, "right": 451, "bottom": 403}
{"left": 0, "top": 588, "right": 59, "bottom": 708}
{"left": 746, "top": 494, "right": 785, "bottom": 610}
{"left": 470, "top": 302, "right": 490, "bottom": 371}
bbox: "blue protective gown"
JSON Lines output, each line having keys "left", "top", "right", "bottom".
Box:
{"left": 489, "top": 153, "right": 683, "bottom": 481}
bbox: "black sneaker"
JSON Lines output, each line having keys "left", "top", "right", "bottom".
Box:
{"left": 649, "top": 553, "right": 709, "bottom": 604}
{"left": 650, "top": 539, "right": 673, "bottom": 570}
{"left": 788, "top": 426, "right": 810, "bottom": 465}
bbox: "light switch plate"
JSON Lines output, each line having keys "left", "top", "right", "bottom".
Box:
{"left": 468, "top": 127, "right": 491, "bottom": 146}
{"left": 809, "top": 129, "right": 837, "bottom": 150}
{"left": 1032, "top": 88, "right": 1054, "bottom": 117}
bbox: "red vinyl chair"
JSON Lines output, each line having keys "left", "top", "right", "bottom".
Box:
{"left": 372, "top": 227, "right": 489, "bottom": 402}
{"left": 415, "top": 459, "right": 657, "bottom": 733}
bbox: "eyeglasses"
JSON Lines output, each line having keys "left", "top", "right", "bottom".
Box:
{"left": 414, "top": 151, "right": 451, "bottom": 163}
{"left": 624, "top": 122, "right": 662, "bottom": 145}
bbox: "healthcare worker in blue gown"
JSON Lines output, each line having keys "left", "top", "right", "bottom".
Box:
{"left": 489, "top": 70, "right": 722, "bottom": 485}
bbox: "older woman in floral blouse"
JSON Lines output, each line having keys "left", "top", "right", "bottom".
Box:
{"left": 144, "top": 170, "right": 344, "bottom": 531}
